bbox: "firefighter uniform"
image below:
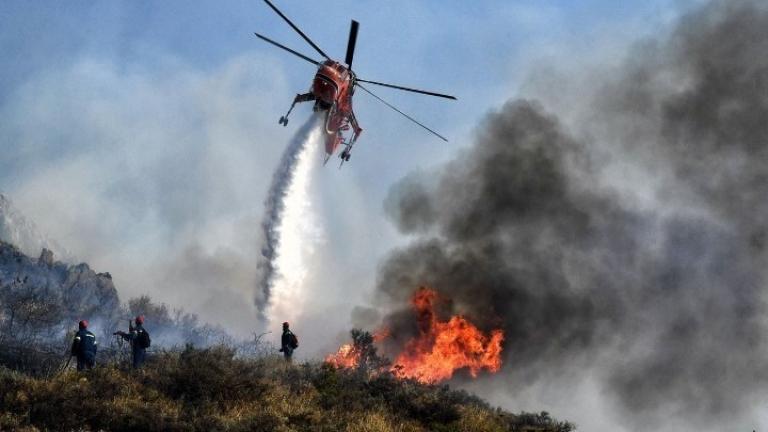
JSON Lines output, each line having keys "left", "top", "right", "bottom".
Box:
{"left": 71, "top": 321, "right": 97, "bottom": 370}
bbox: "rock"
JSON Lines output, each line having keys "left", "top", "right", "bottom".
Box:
{"left": 0, "top": 241, "right": 121, "bottom": 328}
{"left": 39, "top": 248, "right": 54, "bottom": 267}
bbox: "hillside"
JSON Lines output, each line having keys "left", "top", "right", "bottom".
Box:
{"left": 0, "top": 346, "right": 574, "bottom": 432}
{"left": 0, "top": 239, "right": 575, "bottom": 432}
{"left": 0, "top": 240, "right": 233, "bottom": 374}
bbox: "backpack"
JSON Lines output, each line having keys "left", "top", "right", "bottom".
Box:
{"left": 289, "top": 331, "right": 299, "bottom": 350}
{"left": 137, "top": 329, "right": 151, "bottom": 349}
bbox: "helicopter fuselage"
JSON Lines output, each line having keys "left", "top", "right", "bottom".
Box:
{"left": 309, "top": 60, "right": 360, "bottom": 161}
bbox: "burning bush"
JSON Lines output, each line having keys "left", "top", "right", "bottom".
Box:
{"left": 327, "top": 287, "right": 504, "bottom": 384}
{"left": 391, "top": 287, "right": 504, "bottom": 383}
{"left": 325, "top": 328, "right": 390, "bottom": 373}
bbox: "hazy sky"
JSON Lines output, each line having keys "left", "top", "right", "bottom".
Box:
{"left": 1, "top": 1, "right": 710, "bottom": 431}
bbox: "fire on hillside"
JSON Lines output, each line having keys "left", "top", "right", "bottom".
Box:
{"left": 326, "top": 287, "right": 504, "bottom": 384}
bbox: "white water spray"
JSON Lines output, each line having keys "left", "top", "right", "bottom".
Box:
{"left": 265, "top": 131, "right": 324, "bottom": 330}
{"left": 256, "top": 115, "right": 325, "bottom": 328}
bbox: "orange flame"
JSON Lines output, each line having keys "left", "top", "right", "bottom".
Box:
{"left": 325, "top": 287, "right": 504, "bottom": 384}
{"left": 391, "top": 287, "right": 504, "bottom": 384}
{"left": 325, "top": 343, "right": 360, "bottom": 368}
{"left": 325, "top": 328, "right": 390, "bottom": 369}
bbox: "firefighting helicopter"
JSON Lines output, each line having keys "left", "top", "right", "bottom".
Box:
{"left": 255, "top": 0, "right": 456, "bottom": 167}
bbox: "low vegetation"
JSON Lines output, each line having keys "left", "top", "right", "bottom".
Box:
{"left": 0, "top": 345, "right": 575, "bottom": 432}
{"left": 1, "top": 243, "right": 575, "bottom": 431}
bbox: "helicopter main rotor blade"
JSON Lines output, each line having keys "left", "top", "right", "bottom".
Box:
{"left": 356, "top": 79, "right": 456, "bottom": 100}
{"left": 345, "top": 20, "right": 359, "bottom": 68}
{"left": 254, "top": 33, "right": 320, "bottom": 66}
{"left": 263, "top": 0, "right": 330, "bottom": 60}
{"left": 357, "top": 83, "right": 448, "bottom": 142}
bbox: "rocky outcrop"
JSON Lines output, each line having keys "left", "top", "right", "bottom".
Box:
{"left": 0, "top": 241, "right": 229, "bottom": 360}
{"left": 0, "top": 241, "right": 120, "bottom": 325}
{"left": 39, "top": 248, "right": 54, "bottom": 267}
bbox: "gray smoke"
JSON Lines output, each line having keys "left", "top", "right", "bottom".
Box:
{"left": 375, "top": 0, "right": 768, "bottom": 429}
{"left": 0, "top": 193, "right": 72, "bottom": 262}
{"left": 255, "top": 114, "right": 320, "bottom": 318}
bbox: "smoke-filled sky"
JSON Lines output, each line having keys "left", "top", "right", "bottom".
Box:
{"left": 2, "top": 1, "right": 766, "bottom": 431}
{"left": 0, "top": 0, "right": 685, "bottom": 334}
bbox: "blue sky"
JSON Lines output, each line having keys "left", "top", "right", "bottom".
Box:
{"left": 2, "top": 0, "right": 685, "bottom": 128}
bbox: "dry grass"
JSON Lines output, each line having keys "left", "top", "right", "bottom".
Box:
{"left": 0, "top": 345, "right": 574, "bottom": 432}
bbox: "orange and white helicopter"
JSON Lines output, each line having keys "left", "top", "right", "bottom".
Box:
{"left": 255, "top": 0, "right": 456, "bottom": 167}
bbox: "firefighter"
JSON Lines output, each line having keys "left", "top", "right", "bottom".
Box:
{"left": 279, "top": 321, "right": 299, "bottom": 362}
{"left": 114, "top": 315, "right": 151, "bottom": 369}
{"left": 71, "top": 320, "right": 97, "bottom": 371}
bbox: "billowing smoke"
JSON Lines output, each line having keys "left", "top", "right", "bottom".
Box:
{"left": 255, "top": 115, "right": 323, "bottom": 321}
{"left": 375, "top": 0, "right": 768, "bottom": 430}
{"left": 0, "top": 54, "right": 294, "bottom": 337}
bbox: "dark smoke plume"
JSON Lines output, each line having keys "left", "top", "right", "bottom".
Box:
{"left": 376, "top": 0, "right": 768, "bottom": 428}
{"left": 255, "top": 114, "right": 319, "bottom": 318}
